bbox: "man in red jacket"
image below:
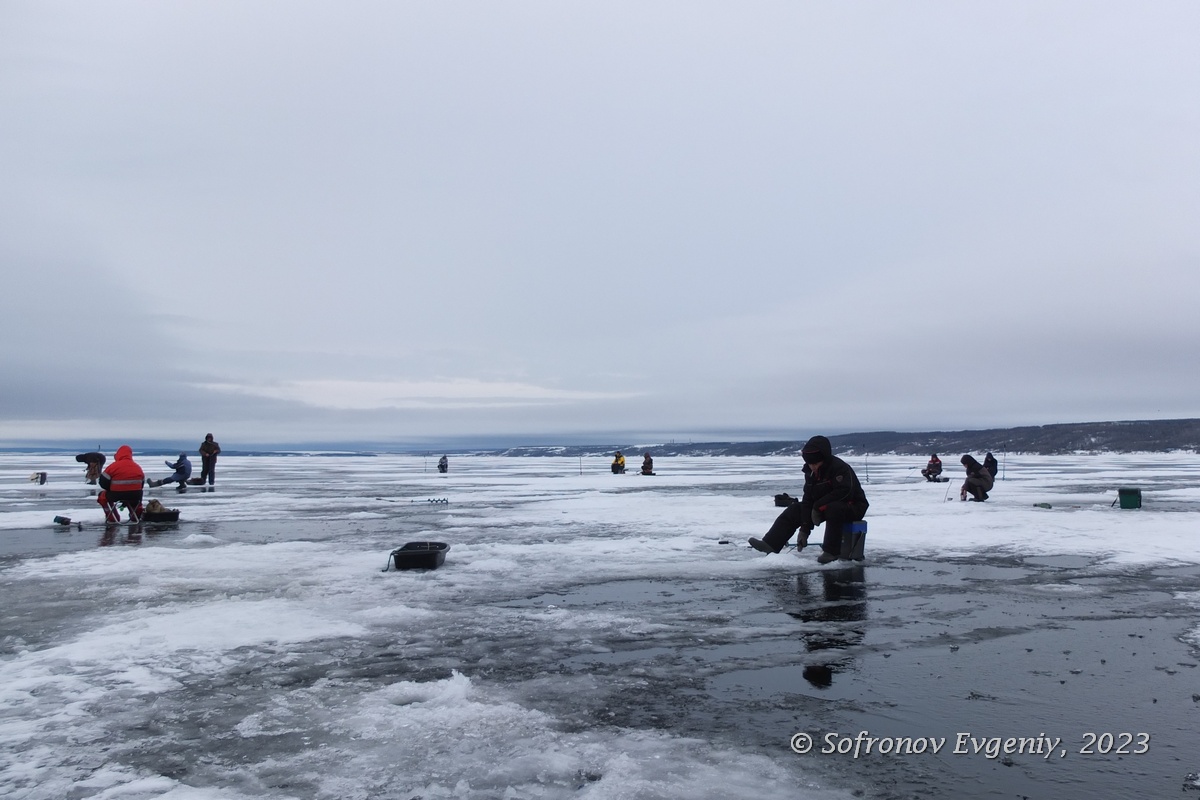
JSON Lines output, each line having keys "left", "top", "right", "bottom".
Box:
{"left": 97, "top": 445, "right": 146, "bottom": 523}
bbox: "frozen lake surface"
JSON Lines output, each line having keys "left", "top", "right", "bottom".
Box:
{"left": 2, "top": 452, "right": 1199, "bottom": 799}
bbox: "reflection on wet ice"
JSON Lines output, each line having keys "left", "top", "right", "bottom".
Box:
{"left": 786, "top": 566, "right": 867, "bottom": 688}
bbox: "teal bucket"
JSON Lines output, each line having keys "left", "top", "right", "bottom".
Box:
{"left": 1117, "top": 488, "right": 1142, "bottom": 510}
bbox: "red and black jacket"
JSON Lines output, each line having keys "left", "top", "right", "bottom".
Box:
{"left": 99, "top": 445, "right": 145, "bottom": 493}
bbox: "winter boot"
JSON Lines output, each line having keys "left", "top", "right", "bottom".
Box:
{"left": 748, "top": 537, "right": 779, "bottom": 554}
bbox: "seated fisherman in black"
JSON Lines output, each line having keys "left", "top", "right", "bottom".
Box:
{"left": 749, "top": 435, "right": 869, "bottom": 564}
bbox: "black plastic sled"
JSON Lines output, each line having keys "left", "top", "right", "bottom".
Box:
{"left": 384, "top": 541, "right": 450, "bottom": 571}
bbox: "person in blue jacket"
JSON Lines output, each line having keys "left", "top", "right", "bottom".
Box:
{"left": 149, "top": 453, "right": 192, "bottom": 489}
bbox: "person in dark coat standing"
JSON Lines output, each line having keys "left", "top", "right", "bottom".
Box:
{"left": 198, "top": 434, "right": 221, "bottom": 485}
{"left": 960, "top": 455, "right": 994, "bottom": 501}
{"left": 749, "top": 435, "right": 869, "bottom": 564}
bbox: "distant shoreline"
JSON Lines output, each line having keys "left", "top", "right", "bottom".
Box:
{"left": 2, "top": 417, "right": 1199, "bottom": 457}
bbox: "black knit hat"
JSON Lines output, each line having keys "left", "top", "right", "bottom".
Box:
{"left": 801, "top": 435, "right": 832, "bottom": 464}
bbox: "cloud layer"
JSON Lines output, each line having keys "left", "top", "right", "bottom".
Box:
{"left": 3, "top": 1, "right": 1198, "bottom": 444}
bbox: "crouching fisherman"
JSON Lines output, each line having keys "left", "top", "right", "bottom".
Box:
{"left": 97, "top": 445, "right": 145, "bottom": 523}
{"left": 960, "top": 454, "right": 994, "bottom": 501}
{"left": 149, "top": 453, "right": 192, "bottom": 489}
{"left": 75, "top": 451, "right": 106, "bottom": 484}
{"left": 749, "top": 435, "right": 869, "bottom": 564}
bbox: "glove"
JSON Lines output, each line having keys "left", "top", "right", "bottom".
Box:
{"left": 774, "top": 493, "right": 794, "bottom": 507}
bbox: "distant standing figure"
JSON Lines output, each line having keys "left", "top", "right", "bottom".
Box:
{"left": 921, "top": 453, "right": 943, "bottom": 482}
{"left": 198, "top": 434, "right": 221, "bottom": 485}
{"left": 438, "top": 455, "right": 449, "bottom": 474}
{"left": 75, "top": 451, "right": 106, "bottom": 484}
{"left": 611, "top": 451, "right": 626, "bottom": 474}
{"left": 983, "top": 452, "right": 999, "bottom": 480}
{"left": 641, "top": 452, "right": 654, "bottom": 475}
{"left": 960, "top": 455, "right": 994, "bottom": 502}
{"left": 97, "top": 445, "right": 145, "bottom": 523}
{"left": 149, "top": 453, "right": 192, "bottom": 489}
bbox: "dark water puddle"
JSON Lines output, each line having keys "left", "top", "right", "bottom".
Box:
{"left": 507, "top": 579, "right": 706, "bottom": 608}
{"left": 500, "top": 554, "right": 1200, "bottom": 799}
{"left": 1021, "top": 554, "right": 1095, "bottom": 569}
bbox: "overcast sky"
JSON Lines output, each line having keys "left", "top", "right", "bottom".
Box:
{"left": 2, "top": 1, "right": 1198, "bottom": 447}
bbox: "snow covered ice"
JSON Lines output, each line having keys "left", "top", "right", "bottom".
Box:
{"left": 2, "top": 452, "right": 1200, "bottom": 799}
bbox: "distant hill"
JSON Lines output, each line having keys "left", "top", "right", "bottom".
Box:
{"left": 481, "top": 418, "right": 1200, "bottom": 457}
{"left": 6, "top": 418, "right": 1198, "bottom": 458}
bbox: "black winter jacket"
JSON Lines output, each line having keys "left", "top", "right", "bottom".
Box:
{"left": 798, "top": 436, "right": 869, "bottom": 528}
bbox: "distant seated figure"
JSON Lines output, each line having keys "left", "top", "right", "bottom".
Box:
{"left": 437, "top": 455, "right": 448, "bottom": 474}
{"left": 76, "top": 451, "right": 106, "bottom": 484}
{"left": 960, "top": 455, "right": 994, "bottom": 502}
{"left": 149, "top": 453, "right": 192, "bottom": 489}
{"left": 611, "top": 451, "right": 626, "bottom": 474}
{"left": 641, "top": 452, "right": 654, "bottom": 475}
{"left": 921, "top": 453, "right": 943, "bottom": 482}
{"left": 983, "top": 452, "right": 998, "bottom": 480}
{"left": 97, "top": 445, "right": 145, "bottom": 523}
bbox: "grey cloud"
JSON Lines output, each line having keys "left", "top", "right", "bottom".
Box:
{"left": 2, "top": 2, "right": 1198, "bottom": 443}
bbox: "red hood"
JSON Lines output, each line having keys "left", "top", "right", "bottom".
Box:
{"left": 114, "top": 445, "right": 134, "bottom": 461}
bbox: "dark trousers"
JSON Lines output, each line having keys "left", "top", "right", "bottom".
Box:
{"left": 200, "top": 456, "right": 217, "bottom": 485}
{"left": 964, "top": 477, "right": 989, "bottom": 501}
{"left": 762, "top": 501, "right": 865, "bottom": 553}
{"left": 761, "top": 503, "right": 809, "bottom": 552}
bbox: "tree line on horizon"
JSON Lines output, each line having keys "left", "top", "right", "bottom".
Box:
{"left": 6, "top": 418, "right": 1198, "bottom": 458}
{"left": 488, "top": 418, "right": 1200, "bottom": 457}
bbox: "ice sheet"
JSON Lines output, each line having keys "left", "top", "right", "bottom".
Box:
{"left": 2, "top": 452, "right": 1197, "bottom": 798}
